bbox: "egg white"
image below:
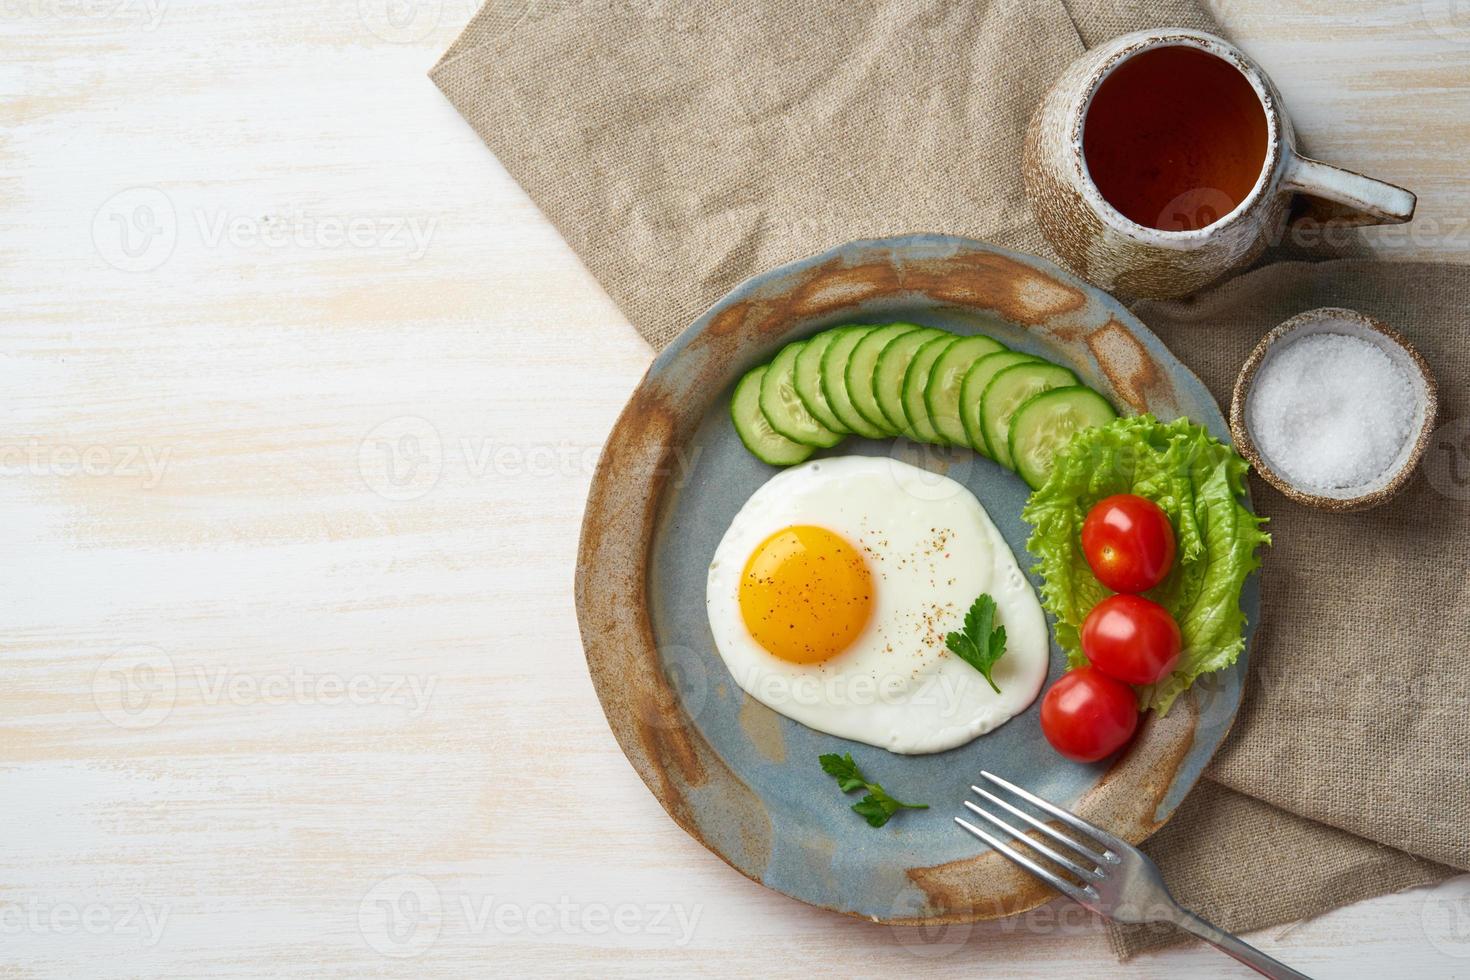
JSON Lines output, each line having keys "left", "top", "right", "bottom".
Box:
{"left": 706, "top": 455, "right": 1048, "bottom": 754}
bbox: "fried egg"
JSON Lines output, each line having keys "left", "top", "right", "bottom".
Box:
{"left": 706, "top": 455, "right": 1048, "bottom": 754}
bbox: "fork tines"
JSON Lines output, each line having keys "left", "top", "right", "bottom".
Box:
{"left": 954, "top": 770, "right": 1119, "bottom": 905}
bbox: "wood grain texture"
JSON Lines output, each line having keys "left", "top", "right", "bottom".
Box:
{"left": 0, "top": 0, "right": 1466, "bottom": 975}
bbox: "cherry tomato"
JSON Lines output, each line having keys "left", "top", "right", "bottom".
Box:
{"left": 1081, "top": 593, "right": 1182, "bottom": 685}
{"left": 1081, "top": 494, "right": 1176, "bottom": 594}
{"left": 1040, "top": 666, "right": 1139, "bottom": 763}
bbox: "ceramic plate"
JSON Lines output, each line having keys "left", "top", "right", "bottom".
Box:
{"left": 575, "top": 235, "right": 1258, "bottom": 923}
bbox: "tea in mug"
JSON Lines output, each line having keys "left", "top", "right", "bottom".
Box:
{"left": 1082, "top": 45, "right": 1269, "bottom": 232}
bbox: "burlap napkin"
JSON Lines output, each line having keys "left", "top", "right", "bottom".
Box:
{"left": 431, "top": 0, "right": 1214, "bottom": 350}
{"left": 432, "top": 0, "right": 1464, "bottom": 958}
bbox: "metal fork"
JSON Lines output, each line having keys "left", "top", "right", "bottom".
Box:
{"left": 956, "top": 771, "right": 1312, "bottom": 979}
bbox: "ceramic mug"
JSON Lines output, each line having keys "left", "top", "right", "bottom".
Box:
{"left": 1023, "top": 29, "right": 1416, "bottom": 299}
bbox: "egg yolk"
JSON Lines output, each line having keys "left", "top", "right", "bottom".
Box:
{"left": 738, "top": 525, "right": 873, "bottom": 664}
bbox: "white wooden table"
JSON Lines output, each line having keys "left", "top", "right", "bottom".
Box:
{"left": 4, "top": 1, "right": 1469, "bottom": 976}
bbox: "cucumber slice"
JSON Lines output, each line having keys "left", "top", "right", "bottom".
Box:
{"left": 874, "top": 327, "right": 947, "bottom": 433}
{"left": 1009, "top": 386, "right": 1118, "bottom": 489}
{"left": 792, "top": 330, "right": 848, "bottom": 433}
{"left": 926, "top": 335, "right": 1008, "bottom": 446}
{"left": 819, "top": 327, "right": 887, "bottom": 439}
{"left": 760, "top": 342, "right": 843, "bottom": 448}
{"left": 980, "top": 362, "right": 1079, "bottom": 470}
{"left": 846, "top": 323, "right": 922, "bottom": 435}
{"left": 958, "top": 351, "right": 1040, "bottom": 457}
{"left": 902, "top": 335, "right": 959, "bottom": 444}
{"left": 731, "top": 366, "right": 814, "bottom": 466}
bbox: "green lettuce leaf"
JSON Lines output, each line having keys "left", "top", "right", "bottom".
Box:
{"left": 1020, "top": 415, "right": 1269, "bottom": 714}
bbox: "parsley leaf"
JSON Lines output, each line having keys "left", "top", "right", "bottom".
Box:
{"left": 818, "top": 752, "right": 867, "bottom": 793}
{"left": 851, "top": 795, "right": 896, "bottom": 827}
{"left": 945, "top": 593, "right": 1008, "bottom": 695}
{"left": 853, "top": 785, "right": 928, "bottom": 827}
{"left": 819, "top": 753, "right": 928, "bottom": 827}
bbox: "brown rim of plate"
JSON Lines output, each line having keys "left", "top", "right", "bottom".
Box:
{"left": 576, "top": 235, "right": 1260, "bottom": 925}
{"left": 1229, "top": 306, "right": 1439, "bottom": 513}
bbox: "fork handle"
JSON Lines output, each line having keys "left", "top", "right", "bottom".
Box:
{"left": 1173, "top": 911, "right": 1314, "bottom": 980}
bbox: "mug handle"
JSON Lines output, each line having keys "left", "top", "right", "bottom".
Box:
{"left": 1281, "top": 153, "right": 1416, "bottom": 226}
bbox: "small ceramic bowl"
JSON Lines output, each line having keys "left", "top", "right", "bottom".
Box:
{"left": 1229, "top": 307, "right": 1438, "bottom": 512}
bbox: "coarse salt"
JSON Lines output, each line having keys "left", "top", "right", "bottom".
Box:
{"left": 1244, "top": 329, "right": 1417, "bottom": 493}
